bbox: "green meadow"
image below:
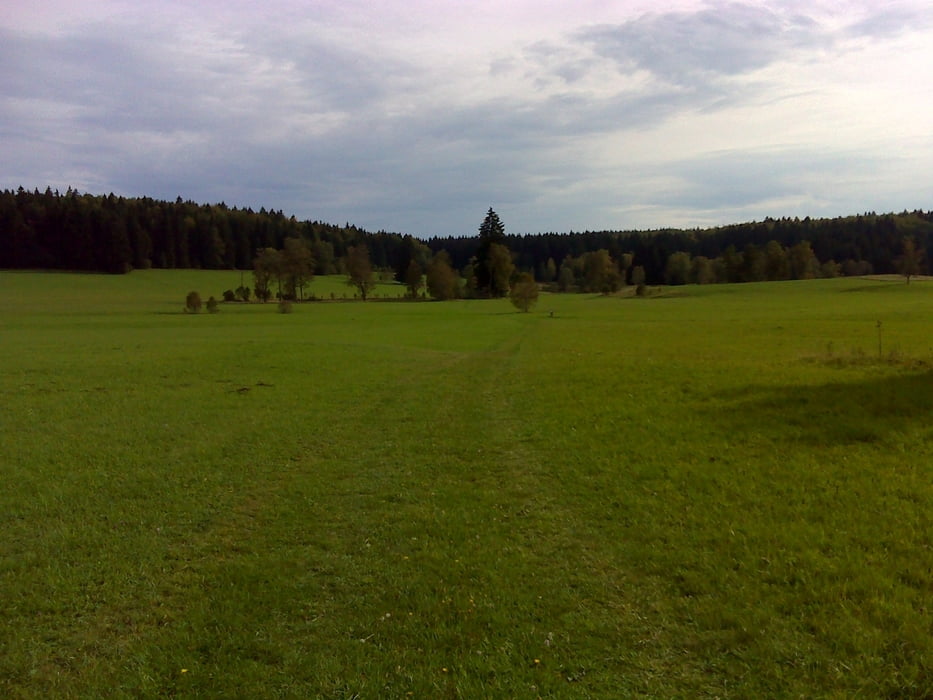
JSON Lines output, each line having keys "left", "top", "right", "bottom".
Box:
{"left": 3, "top": 269, "right": 933, "bottom": 698}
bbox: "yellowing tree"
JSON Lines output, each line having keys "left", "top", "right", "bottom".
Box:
{"left": 345, "top": 245, "right": 376, "bottom": 300}
{"left": 898, "top": 236, "right": 924, "bottom": 284}
{"left": 509, "top": 272, "right": 539, "bottom": 312}
{"left": 426, "top": 251, "right": 459, "bottom": 300}
{"left": 486, "top": 242, "right": 514, "bottom": 298}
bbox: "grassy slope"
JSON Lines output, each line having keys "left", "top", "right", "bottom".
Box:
{"left": 2, "top": 272, "right": 933, "bottom": 697}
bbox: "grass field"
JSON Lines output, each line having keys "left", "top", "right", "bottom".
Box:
{"left": 3, "top": 269, "right": 933, "bottom": 697}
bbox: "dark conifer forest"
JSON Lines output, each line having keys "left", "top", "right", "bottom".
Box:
{"left": 2, "top": 186, "right": 931, "bottom": 285}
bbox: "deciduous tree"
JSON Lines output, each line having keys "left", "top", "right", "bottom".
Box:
{"left": 788, "top": 241, "right": 819, "bottom": 280}
{"left": 253, "top": 247, "right": 281, "bottom": 302}
{"left": 584, "top": 249, "right": 617, "bottom": 292}
{"left": 486, "top": 242, "right": 514, "bottom": 297}
{"left": 461, "top": 261, "right": 477, "bottom": 298}
{"left": 404, "top": 259, "right": 424, "bottom": 298}
{"left": 558, "top": 255, "right": 576, "bottom": 292}
{"left": 664, "top": 251, "right": 691, "bottom": 286}
{"left": 630, "top": 265, "right": 646, "bottom": 287}
{"left": 619, "top": 252, "right": 634, "bottom": 285}
{"left": 346, "top": 245, "right": 376, "bottom": 300}
{"left": 393, "top": 235, "right": 432, "bottom": 283}
{"left": 426, "top": 251, "right": 460, "bottom": 300}
{"left": 720, "top": 245, "right": 744, "bottom": 283}
{"left": 691, "top": 255, "right": 715, "bottom": 284}
{"left": 742, "top": 243, "right": 765, "bottom": 282}
{"left": 509, "top": 272, "right": 539, "bottom": 312}
{"left": 898, "top": 236, "right": 924, "bottom": 284}
{"left": 185, "top": 290, "right": 202, "bottom": 313}
{"left": 282, "top": 237, "right": 314, "bottom": 300}
{"left": 764, "top": 240, "right": 788, "bottom": 281}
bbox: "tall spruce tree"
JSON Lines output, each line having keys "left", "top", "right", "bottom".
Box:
{"left": 474, "top": 207, "right": 506, "bottom": 295}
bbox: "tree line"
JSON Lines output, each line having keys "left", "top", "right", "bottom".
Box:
{"left": 2, "top": 187, "right": 931, "bottom": 286}
{"left": 0, "top": 187, "right": 374, "bottom": 275}
{"left": 233, "top": 209, "right": 539, "bottom": 310}
{"left": 429, "top": 211, "right": 933, "bottom": 286}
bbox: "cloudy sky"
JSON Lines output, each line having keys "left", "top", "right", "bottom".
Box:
{"left": 1, "top": 1, "right": 931, "bottom": 237}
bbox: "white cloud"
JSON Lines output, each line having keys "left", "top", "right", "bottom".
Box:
{"left": 1, "top": 0, "right": 931, "bottom": 236}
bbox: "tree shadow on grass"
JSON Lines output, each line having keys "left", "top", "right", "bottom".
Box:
{"left": 714, "top": 368, "right": 933, "bottom": 447}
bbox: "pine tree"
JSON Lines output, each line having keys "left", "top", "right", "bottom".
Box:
{"left": 474, "top": 208, "right": 506, "bottom": 295}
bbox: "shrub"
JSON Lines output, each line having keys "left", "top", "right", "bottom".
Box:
{"left": 426, "top": 252, "right": 460, "bottom": 300}
{"left": 222, "top": 289, "right": 236, "bottom": 302}
{"left": 185, "top": 291, "right": 202, "bottom": 313}
{"left": 235, "top": 285, "right": 251, "bottom": 302}
{"left": 509, "top": 272, "right": 539, "bottom": 312}
{"left": 206, "top": 296, "right": 219, "bottom": 313}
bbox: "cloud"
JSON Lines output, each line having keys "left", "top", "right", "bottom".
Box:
{"left": 844, "top": 3, "right": 933, "bottom": 39}
{"left": 600, "top": 143, "right": 933, "bottom": 231}
{"left": 0, "top": 1, "right": 931, "bottom": 236}
{"left": 576, "top": 3, "right": 826, "bottom": 86}
{"left": 649, "top": 147, "right": 877, "bottom": 210}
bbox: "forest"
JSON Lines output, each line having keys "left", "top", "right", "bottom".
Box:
{"left": 1, "top": 187, "right": 932, "bottom": 286}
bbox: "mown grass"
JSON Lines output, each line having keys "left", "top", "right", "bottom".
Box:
{"left": 2, "top": 272, "right": 933, "bottom": 697}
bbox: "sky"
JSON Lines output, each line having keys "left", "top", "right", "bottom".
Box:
{"left": 1, "top": 1, "right": 931, "bottom": 237}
